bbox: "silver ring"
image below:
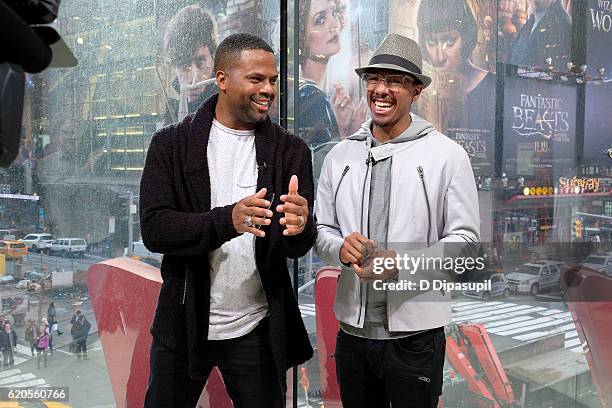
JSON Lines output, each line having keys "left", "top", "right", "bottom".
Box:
{"left": 243, "top": 215, "right": 254, "bottom": 228}
{"left": 297, "top": 215, "right": 305, "bottom": 228}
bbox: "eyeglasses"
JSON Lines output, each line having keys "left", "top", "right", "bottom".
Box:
{"left": 360, "top": 73, "right": 415, "bottom": 92}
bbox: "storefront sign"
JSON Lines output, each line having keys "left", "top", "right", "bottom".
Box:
{"left": 0, "top": 193, "right": 39, "bottom": 201}
{"left": 523, "top": 177, "right": 602, "bottom": 196}
{"left": 38, "top": 207, "right": 45, "bottom": 230}
{"left": 558, "top": 177, "right": 601, "bottom": 193}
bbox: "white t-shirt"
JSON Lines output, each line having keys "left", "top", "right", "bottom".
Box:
{"left": 206, "top": 119, "right": 268, "bottom": 340}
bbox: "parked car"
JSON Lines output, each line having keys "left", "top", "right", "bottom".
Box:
{"left": 0, "top": 229, "right": 25, "bottom": 240}
{"left": 506, "top": 260, "right": 565, "bottom": 295}
{"left": 0, "top": 240, "right": 28, "bottom": 260}
{"left": 49, "top": 238, "right": 87, "bottom": 258}
{"left": 463, "top": 272, "right": 511, "bottom": 300}
{"left": 0, "top": 275, "right": 16, "bottom": 284}
{"left": 581, "top": 253, "right": 612, "bottom": 276}
{"left": 20, "top": 233, "right": 54, "bottom": 253}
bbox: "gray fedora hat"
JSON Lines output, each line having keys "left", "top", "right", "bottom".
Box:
{"left": 355, "top": 33, "right": 432, "bottom": 88}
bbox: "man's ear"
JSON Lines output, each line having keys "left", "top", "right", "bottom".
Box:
{"left": 216, "top": 70, "right": 227, "bottom": 91}
{"left": 413, "top": 85, "right": 423, "bottom": 100}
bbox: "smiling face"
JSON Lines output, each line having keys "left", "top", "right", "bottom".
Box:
{"left": 306, "top": 0, "right": 343, "bottom": 60}
{"left": 216, "top": 49, "right": 278, "bottom": 129}
{"left": 365, "top": 69, "right": 423, "bottom": 136}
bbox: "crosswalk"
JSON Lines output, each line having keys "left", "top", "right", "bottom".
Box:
{"left": 299, "top": 303, "right": 316, "bottom": 318}
{"left": 1, "top": 344, "right": 36, "bottom": 368}
{"left": 299, "top": 300, "right": 584, "bottom": 353}
{"left": 451, "top": 300, "right": 584, "bottom": 353}
{"left": 0, "top": 367, "right": 51, "bottom": 388}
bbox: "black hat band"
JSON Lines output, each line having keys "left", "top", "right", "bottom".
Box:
{"left": 369, "top": 54, "right": 421, "bottom": 74}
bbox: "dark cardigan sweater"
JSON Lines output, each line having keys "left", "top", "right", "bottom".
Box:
{"left": 140, "top": 93, "right": 315, "bottom": 386}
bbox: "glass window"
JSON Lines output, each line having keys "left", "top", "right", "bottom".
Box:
{"left": 294, "top": 2, "right": 611, "bottom": 407}
{"left": 5, "top": 0, "right": 611, "bottom": 406}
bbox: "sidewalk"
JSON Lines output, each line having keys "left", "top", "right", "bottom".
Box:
{"left": 0, "top": 292, "right": 115, "bottom": 408}
{"left": 5, "top": 332, "right": 116, "bottom": 408}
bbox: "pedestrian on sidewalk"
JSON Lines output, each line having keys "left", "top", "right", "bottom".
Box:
{"left": 46, "top": 302, "right": 63, "bottom": 336}
{"left": 0, "top": 323, "right": 18, "bottom": 369}
{"left": 69, "top": 310, "right": 81, "bottom": 353}
{"left": 72, "top": 314, "right": 91, "bottom": 360}
{"left": 25, "top": 319, "right": 39, "bottom": 356}
{"left": 35, "top": 326, "right": 49, "bottom": 369}
{"left": 41, "top": 318, "right": 53, "bottom": 355}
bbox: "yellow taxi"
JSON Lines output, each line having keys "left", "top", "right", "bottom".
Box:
{"left": 0, "top": 240, "right": 28, "bottom": 260}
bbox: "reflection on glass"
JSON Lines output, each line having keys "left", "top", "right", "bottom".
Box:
{"left": 504, "top": 0, "right": 572, "bottom": 70}
{"left": 161, "top": 5, "right": 218, "bottom": 125}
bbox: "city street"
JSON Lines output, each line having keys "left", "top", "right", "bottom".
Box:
{"left": 21, "top": 252, "right": 107, "bottom": 275}
{"left": 0, "top": 251, "right": 589, "bottom": 407}
{"left": 0, "top": 282, "right": 115, "bottom": 408}
{"left": 295, "top": 290, "right": 584, "bottom": 407}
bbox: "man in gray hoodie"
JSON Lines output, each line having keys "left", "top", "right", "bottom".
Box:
{"left": 315, "top": 34, "right": 480, "bottom": 407}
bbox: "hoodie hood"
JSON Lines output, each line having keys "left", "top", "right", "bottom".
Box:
{"left": 348, "top": 112, "right": 435, "bottom": 142}
{"left": 347, "top": 113, "right": 436, "bottom": 161}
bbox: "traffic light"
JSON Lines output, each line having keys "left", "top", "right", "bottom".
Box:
{"left": 574, "top": 219, "right": 583, "bottom": 241}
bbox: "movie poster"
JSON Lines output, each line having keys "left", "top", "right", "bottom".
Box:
{"left": 297, "top": 0, "right": 366, "bottom": 183}
{"left": 497, "top": 0, "right": 572, "bottom": 71}
{"left": 411, "top": 0, "right": 497, "bottom": 179}
{"left": 502, "top": 77, "right": 576, "bottom": 178}
{"left": 586, "top": 0, "right": 612, "bottom": 78}
{"left": 584, "top": 84, "right": 612, "bottom": 167}
{"left": 155, "top": 0, "right": 281, "bottom": 126}
{"left": 299, "top": 0, "right": 497, "bottom": 179}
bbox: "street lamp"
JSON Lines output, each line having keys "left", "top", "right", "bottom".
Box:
{"left": 120, "top": 191, "right": 139, "bottom": 257}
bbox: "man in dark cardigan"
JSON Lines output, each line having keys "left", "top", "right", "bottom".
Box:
{"left": 141, "top": 33, "right": 315, "bottom": 407}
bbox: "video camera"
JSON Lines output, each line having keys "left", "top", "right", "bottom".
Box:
{"left": 0, "top": 0, "right": 77, "bottom": 168}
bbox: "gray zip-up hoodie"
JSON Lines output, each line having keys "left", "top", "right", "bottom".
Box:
{"left": 315, "top": 113, "right": 480, "bottom": 331}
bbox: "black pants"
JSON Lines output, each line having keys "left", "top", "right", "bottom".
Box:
{"left": 144, "top": 319, "right": 282, "bottom": 408}
{"left": 2, "top": 349, "right": 14, "bottom": 369}
{"left": 335, "top": 327, "right": 446, "bottom": 408}
{"left": 75, "top": 338, "right": 87, "bottom": 354}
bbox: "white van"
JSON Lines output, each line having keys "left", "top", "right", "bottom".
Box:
{"left": 49, "top": 238, "right": 88, "bottom": 258}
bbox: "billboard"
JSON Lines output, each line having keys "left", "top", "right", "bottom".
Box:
{"left": 157, "top": 0, "right": 281, "bottom": 126}
{"left": 498, "top": 0, "right": 572, "bottom": 71}
{"left": 584, "top": 83, "right": 612, "bottom": 167}
{"left": 502, "top": 76, "right": 576, "bottom": 178}
{"left": 298, "top": 0, "right": 497, "bottom": 180}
